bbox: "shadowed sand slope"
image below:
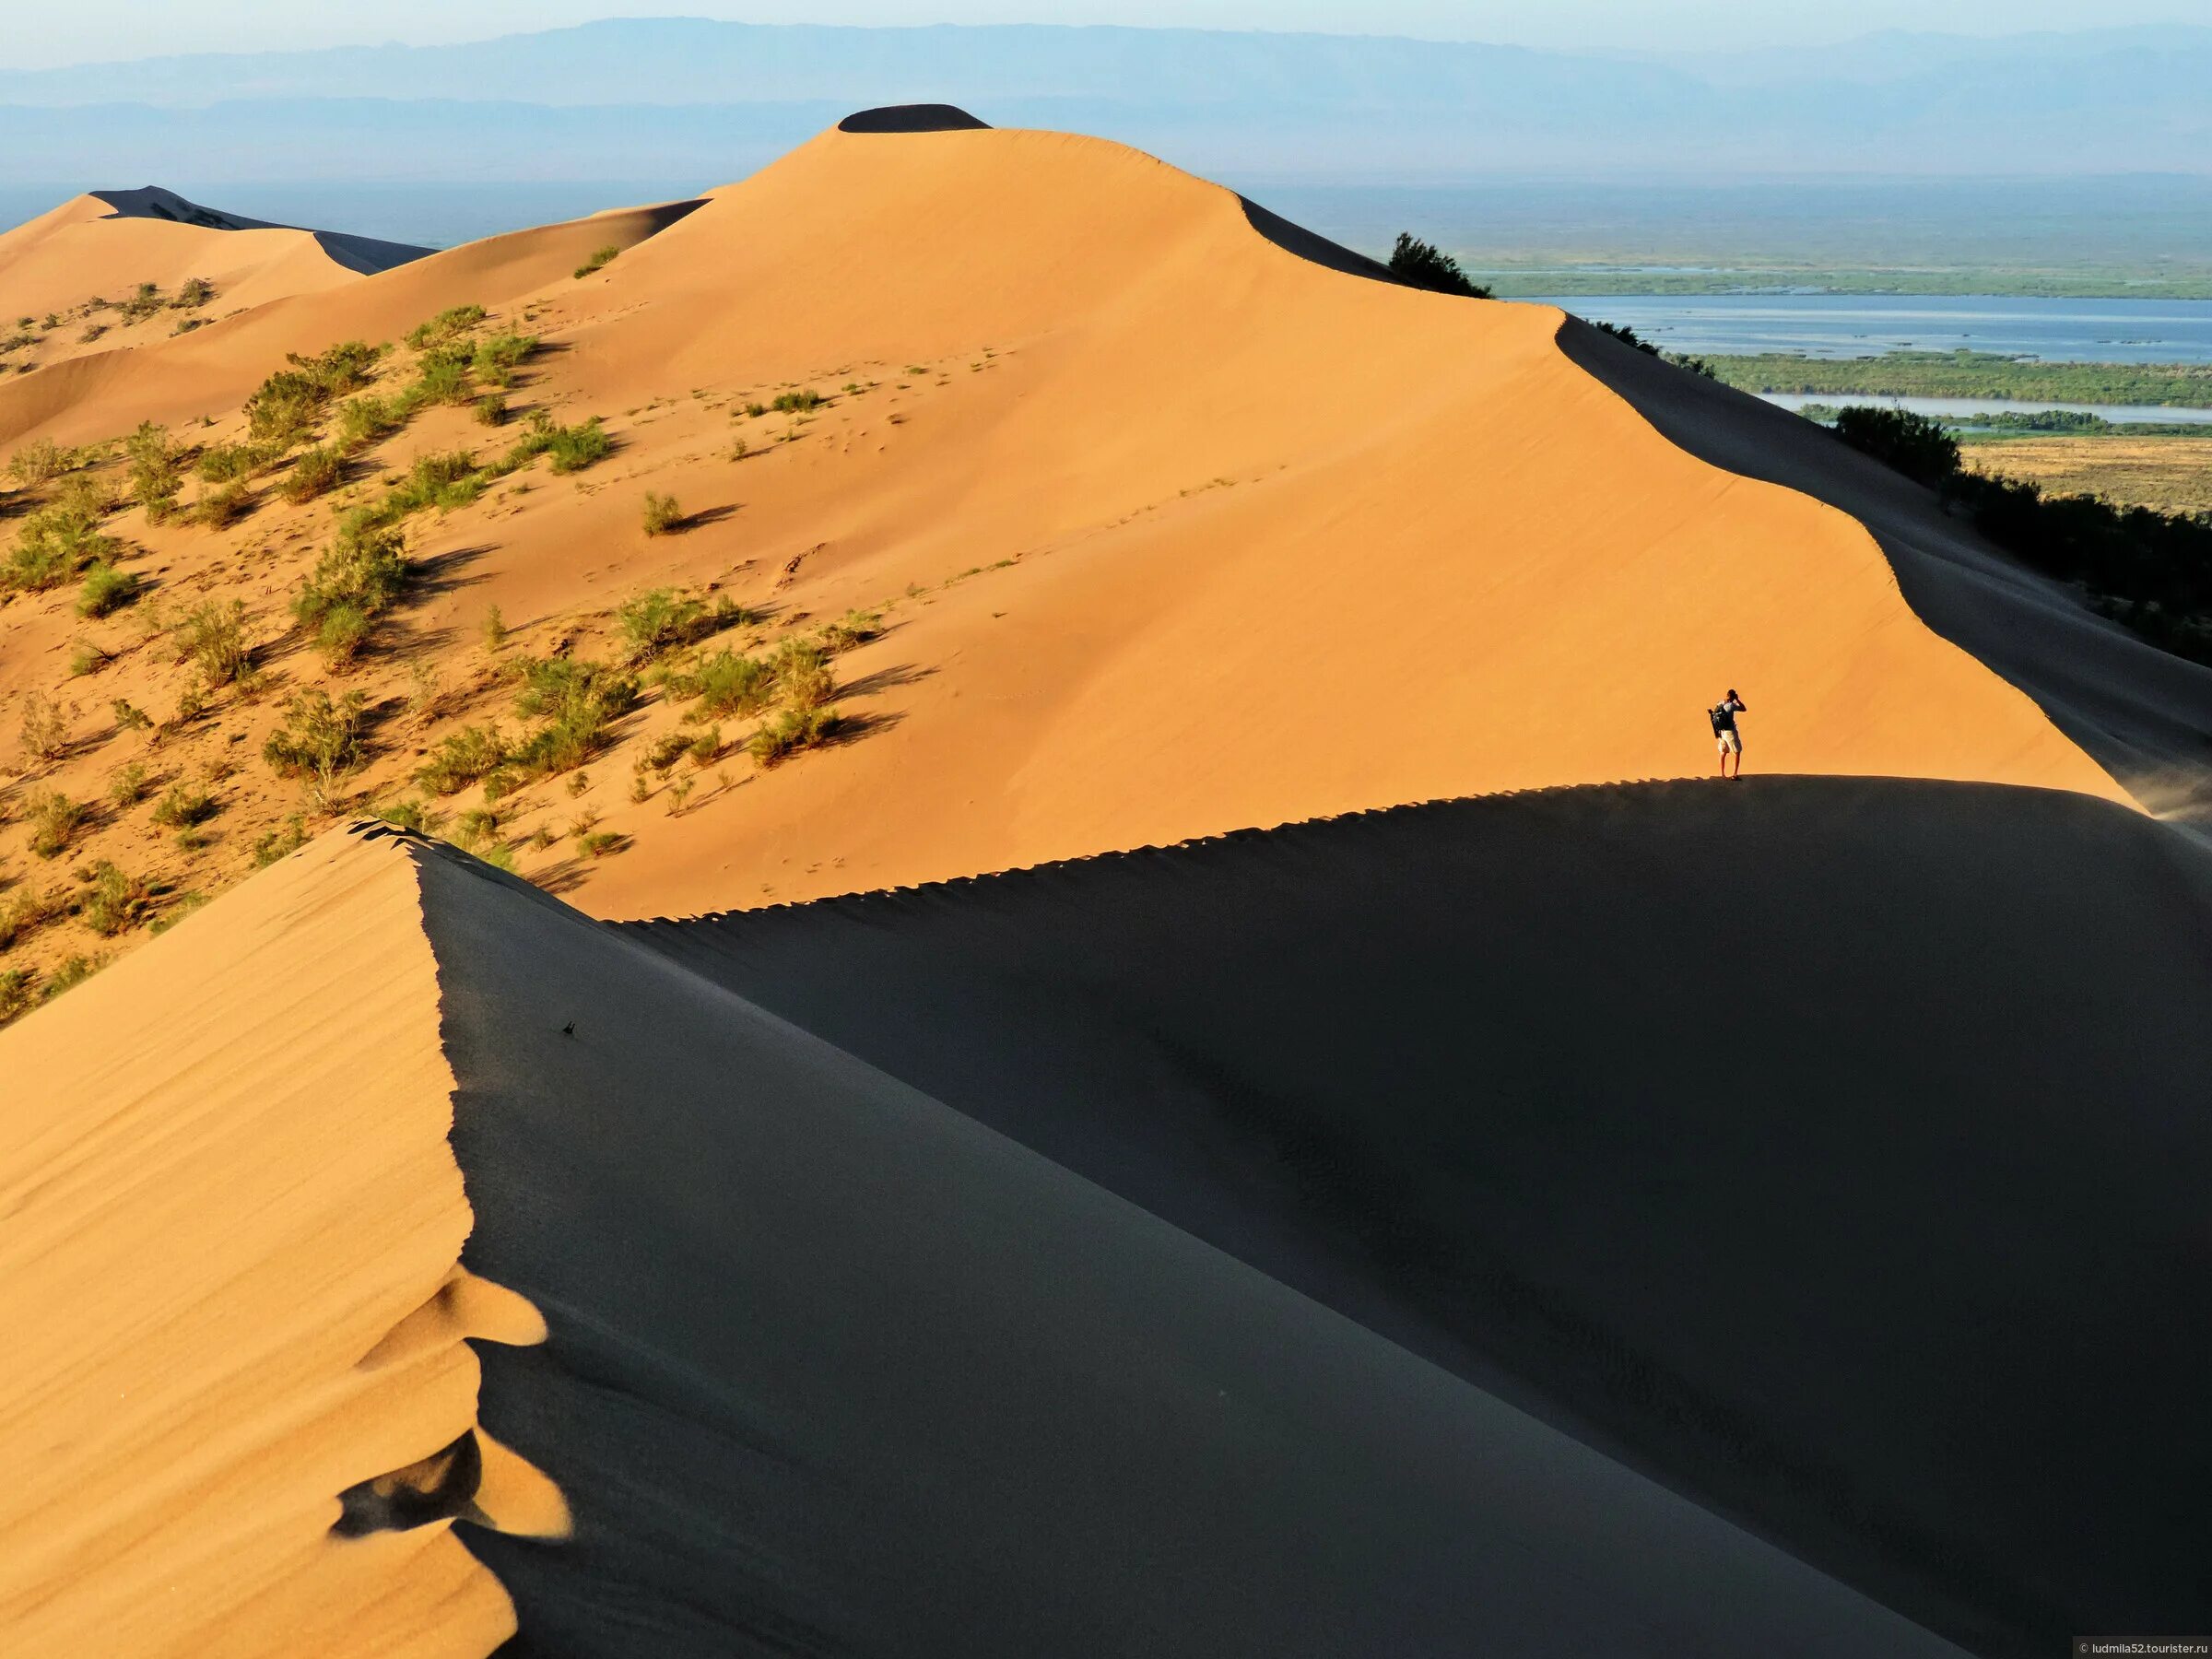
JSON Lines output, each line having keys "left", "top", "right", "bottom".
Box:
{"left": 408, "top": 831, "right": 1963, "bottom": 1658}
{"left": 629, "top": 775, "right": 2212, "bottom": 1657}
{"left": 0, "top": 830, "right": 560, "bottom": 1658}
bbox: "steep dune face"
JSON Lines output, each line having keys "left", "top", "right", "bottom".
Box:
{"left": 409, "top": 830, "right": 1966, "bottom": 1658}
{"left": 0, "top": 188, "right": 425, "bottom": 374}
{"left": 0, "top": 830, "right": 559, "bottom": 1658}
{"left": 634, "top": 775, "right": 2212, "bottom": 1657}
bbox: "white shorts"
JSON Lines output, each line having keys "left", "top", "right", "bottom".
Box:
{"left": 1716, "top": 728, "right": 1741, "bottom": 754}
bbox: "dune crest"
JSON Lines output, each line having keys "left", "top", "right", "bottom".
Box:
{"left": 0, "top": 828, "right": 559, "bottom": 1657}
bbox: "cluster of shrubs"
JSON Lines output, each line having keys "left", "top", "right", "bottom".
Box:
{"left": 413, "top": 654, "right": 643, "bottom": 798}
{"left": 4, "top": 481, "right": 120, "bottom": 592}
{"left": 1827, "top": 405, "right": 2212, "bottom": 664}
{"left": 664, "top": 629, "right": 850, "bottom": 768}
{"left": 1387, "top": 233, "right": 1492, "bottom": 300}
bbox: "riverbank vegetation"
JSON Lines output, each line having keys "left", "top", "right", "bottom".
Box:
{"left": 1706, "top": 352, "right": 2212, "bottom": 409}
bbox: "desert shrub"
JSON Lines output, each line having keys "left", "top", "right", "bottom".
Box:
{"left": 44, "top": 955, "right": 105, "bottom": 998}
{"left": 372, "top": 795, "right": 441, "bottom": 834}
{"left": 316, "top": 603, "right": 374, "bottom": 667}
{"left": 577, "top": 829, "right": 623, "bottom": 857}
{"left": 482, "top": 604, "right": 508, "bottom": 650}
{"left": 176, "top": 599, "right": 251, "bottom": 685}
{"left": 542, "top": 417, "right": 610, "bottom": 474}
{"left": 1387, "top": 232, "right": 1491, "bottom": 299}
{"left": 253, "top": 815, "right": 309, "bottom": 866}
{"left": 747, "top": 706, "right": 840, "bottom": 769}
{"left": 508, "top": 657, "right": 640, "bottom": 777}
{"left": 192, "top": 480, "right": 253, "bottom": 527}
{"left": 818, "top": 608, "right": 882, "bottom": 652}
{"left": 771, "top": 638, "right": 834, "bottom": 711}
{"left": 80, "top": 863, "right": 152, "bottom": 935}
{"left": 641, "top": 492, "right": 684, "bottom": 536}
{"left": 771, "top": 389, "right": 822, "bottom": 414}
{"left": 0, "top": 886, "right": 58, "bottom": 949}
{"left": 406, "top": 304, "right": 486, "bottom": 349}
{"left": 125, "top": 422, "right": 182, "bottom": 512}
{"left": 744, "top": 402, "right": 767, "bottom": 418}
{"left": 151, "top": 782, "right": 215, "bottom": 828}
{"left": 76, "top": 561, "right": 140, "bottom": 617}
{"left": 645, "top": 730, "right": 691, "bottom": 772}
{"left": 470, "top": 332, "right": 535, "bottom": 388}
{"left": 1830, "top": 406, "right": 1961, "bottom": 489}
{"left": 474, "top": 394, "right": 508, "bottom": 427}
{"left": 678, "top": 648, "right": 775, "bottom": 716}
{"left": 119, "top": 282, "right": 165, "bottom": 324}
{"left": 262, "top": 688, "right": 367, "bottom": 783}
{"left": 615, "top": 586, "right": 743, "bottom": 662}
{"left": 687, "top": 724, "right": 722, "bottom": 767}
{"left": 413, "top": 351, "right": 473, "bottom": 406}
{"left": 573, "top": 245, "right": 619, "bottom": 279}
{"left": 283, "top": 445, "right": 346, "bottom": 501}
{"left": 18, "top": 691, "right": 72, "bottom": 761}
{"left": 371, "top": 451, "right": 481, "bottom": 522}
{"left": 26, "top": 790, "right": 87, "bottom": 857}
{"left": 109, "top": 761, "right": 149, "bottom": 806}
{"left": 174, "top": 276, "right": 214, "bottom": 308}
{"left": 336, "top": 394, "right": 404, "bottom": 450}
{"left": 68, "top": 641, "right": 112, "bottom": 677}
{"left": 195, "top": 441, "right": 272, "bottom": 485}
{"left": 112, "top": 699, "right": 151, "bottom": 733}
{"left": 0, "top": 967, "right": 33, "bottom": 1022}
{"left": 417, "top": 724, "right": 510, "bottom": 794}
{"left": 294, "top": 521, "right": 407, "bottom": 632}
{"left": 9, "top": 437, "right": 68, "bottom": 488}
{"left": 6, "top": 499, "right": 117, "bottom": 591}
{"left": 241, "top": 342, "right": 376, "bottom": 444}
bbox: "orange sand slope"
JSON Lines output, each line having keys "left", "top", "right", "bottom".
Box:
{"left": 0, "top": 830, "right": 561, "bottom": 1658}
{"left": 446, "top": 113, "right": 2141, "bottom": 915}
{"left": 1, "top": 112, "right": 2180, "bottom": 961}
{"left": 0, "top": 188, "right": 426, "bottom": 372}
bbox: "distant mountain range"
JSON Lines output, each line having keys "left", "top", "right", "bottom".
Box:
{"left": 2, "top": 19, "right": 2207, "bottom": 184}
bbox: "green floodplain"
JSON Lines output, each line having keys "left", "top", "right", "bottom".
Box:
{"left": 1697, "top": 352, "right": 2212, "bottom": 409}
{"left": 1477, "top": 268, "right": 2212, "bottom": 301}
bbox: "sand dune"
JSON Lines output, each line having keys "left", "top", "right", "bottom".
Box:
{"left": 0, "top": 196, "right": 700, "bottom": 451}
{"left": 4, "top": 111, "right": 2209, "bottom": 1654}
{"left": 0, "top": 187, "right": 425, "bottom": 376}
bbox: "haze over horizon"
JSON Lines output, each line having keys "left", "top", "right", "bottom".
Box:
{"left": 7, "top": 3, "right": 2208, "bottom": 66}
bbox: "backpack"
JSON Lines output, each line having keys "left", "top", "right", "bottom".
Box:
{"left": 1708, "top": 705, "right": 1724, "bottom": 737}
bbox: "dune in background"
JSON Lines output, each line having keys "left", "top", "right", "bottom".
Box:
{"left": 0, "top": 187, "right": 426, "bottom": 374}
{"left": 0, "top": 830, "right": 561, "bottom": 1657}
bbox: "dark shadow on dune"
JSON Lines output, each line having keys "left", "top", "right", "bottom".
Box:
{"left": 1554, "top": 316, "right": 2212, "bottom": 819}
{"left": 622, "top": 775, "right": 2212, "bottom": 1659}
{"left": 1237, "top": 196, "right": 1399, "bottom": 285}
{"left": 416, "top": 789, "right": 1971, "bottom": 1659}
{"left": 837, "top": 104, "right": 991, "bottom": 134}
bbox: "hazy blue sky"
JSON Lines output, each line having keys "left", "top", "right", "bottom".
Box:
{"left": 6, "top": 1, "right": 2201, "bottom": 67}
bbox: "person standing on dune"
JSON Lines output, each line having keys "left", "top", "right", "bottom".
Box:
{"left": 1711, "top": 688, "right": 1747, "bottom": 779}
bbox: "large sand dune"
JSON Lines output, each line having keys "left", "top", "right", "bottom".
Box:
{"left": 4, "top": 111, "right": 2208, "bottom": 1654}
